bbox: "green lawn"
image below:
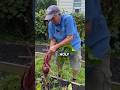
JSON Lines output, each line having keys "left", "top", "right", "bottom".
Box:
{"left": 35, "top": 53, "right": 85, "bottom": 84}
{"left": 0, "top": 72, "right": 21, "bottom": 90}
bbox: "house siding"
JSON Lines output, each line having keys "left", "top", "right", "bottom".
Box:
{"left": 57, "top": 0, "right": 74, "bottom": 13}
{"left": 57, "top": 0, "right": 85, "bottom": 14}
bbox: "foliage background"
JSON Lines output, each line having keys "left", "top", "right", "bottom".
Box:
{"left": 35, "top": 0, "right": 57, "bottom": 11}
{"left": 0, "top": 0, "right": 34, "bottom": 41}
{"left": 0, "top": 0, "right": 34, "bottom": 89}
{"left": 101, "top": 0, "right": 120, "bottom": 57}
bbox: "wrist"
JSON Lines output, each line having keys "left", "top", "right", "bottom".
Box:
{"left": 54, "top": 44, "right": 60, "bottom": 49}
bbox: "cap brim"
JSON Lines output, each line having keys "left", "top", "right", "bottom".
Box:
{"left": 45, "top": 14, "right": 54, "bottom": 20}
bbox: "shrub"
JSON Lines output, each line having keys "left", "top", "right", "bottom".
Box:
{"left": 35, "top": 9, "right": 48, "bottom": 40}
{"left": 0, "top": 0, "right": 34, "bottom": 41}
{"left": 35, "top": 0, "right": 57, "bottom": 11}
{"left": 72, "top": 13, "right": 85, "bottom": 40}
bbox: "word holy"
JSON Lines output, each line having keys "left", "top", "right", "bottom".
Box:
{"left": 59, "top": 53, "right": 70, "bottom": 56}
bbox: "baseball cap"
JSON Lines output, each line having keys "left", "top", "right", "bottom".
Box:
{"left": 45, "top": 5, "right": 60, "bottom": 20}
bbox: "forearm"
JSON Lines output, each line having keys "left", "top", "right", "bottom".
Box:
{"left": 50, "top": 39, "right": 57, "bottom": 48}
{"left": 54, "top": 35, "right": 73, "bottom": 49}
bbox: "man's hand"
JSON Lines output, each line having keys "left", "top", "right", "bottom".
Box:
{"left": 48, "top": 35, "right": 73, "bottom": 54}
{"left": 49, "top": 45, "right": 58, "bottom": 54}
{"left": 50, "top": 39, "right": 57, "bottom": 48}
{"left": 48, "top": 39, "right": 57, "bottom": 55}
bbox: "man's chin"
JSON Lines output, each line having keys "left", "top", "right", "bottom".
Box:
{"left": 52, "top": 21, "right": 59, "bottom": 25}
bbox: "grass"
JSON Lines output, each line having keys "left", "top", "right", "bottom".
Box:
{"left": 35, "top": 41, "right": 48, "bottom": 45}
{"left": 35, "top": 53, "right": 85, "bottom": 84}
{"left": 35, "top": 39, "right": 49, "bottom": 45}
{"left": 0, "top": 72, "right": 21, "bottom": 90}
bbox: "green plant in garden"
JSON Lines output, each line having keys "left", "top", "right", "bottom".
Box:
{"left": 72, "top": 13, "right": 85, "bottom": 40}
{"left": 35, "top": 53, "right": 85, "bottom": 84}
{"left": 0, "top": 0, "right": 34, "bottom": 41}
{"left": 35, "top": 9, "right": 48, "bottom": 40}
{"left": 0, "top": 0, "right": 28, "bottom": 19}
{"left": 35, "top": 0, "right": 57, "bottom": 11}
{"left": 0, "top": 72, "right": 21, "bottom": 90}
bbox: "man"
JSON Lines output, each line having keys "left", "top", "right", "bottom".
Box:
{"left": 86, "top": 0, "right": 112, "bottom": 90}
{"left": 45, "top": 5, "right": 81, "bottom": 82}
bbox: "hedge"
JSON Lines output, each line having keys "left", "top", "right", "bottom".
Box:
{"left": 35, "top": 10, "right": 48, "bottom": 40}
{"left": 0, "top": 0, "right": 34, "bottom": 41}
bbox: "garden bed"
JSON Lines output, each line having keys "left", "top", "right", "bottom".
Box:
{"left": 0, "top": 42, "right": 34, "bottom": 89}
{"left": 0, "top": 42, "right": 34, "bottom": 65}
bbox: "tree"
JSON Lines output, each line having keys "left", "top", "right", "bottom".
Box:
{"left": 35, "top": 0, "right": 57, "bottom": 11}
{"left": 0, "top": 0, "right": 34, "bottom": 41}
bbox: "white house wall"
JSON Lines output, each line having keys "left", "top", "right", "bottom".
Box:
{"left": 57, "top": 0, "right": 85, "bottom": 14}
{"left": 57, "top": 0, "right": 74, "bottom": 13}
{"left": 81, "top": 0, "right": 85, "bottom": 14}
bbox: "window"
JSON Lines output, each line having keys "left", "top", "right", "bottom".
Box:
{"left": 74, "top": 3, "right": 81, "bottom": 7}
{"left": 75, "top": 9, "right": 80, "bottom": 13}
{"left": 74, "top": 0, "right": 81, "bottom": 7}
{"left": 74, "top": 0, "right": 81, "bottom": 2}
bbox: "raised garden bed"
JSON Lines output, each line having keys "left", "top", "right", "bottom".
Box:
{"left": 0, "top": 43, "right": 34, "bottom": 65}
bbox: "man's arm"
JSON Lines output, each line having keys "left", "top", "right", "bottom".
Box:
{"left": 49, "top": 35, "right": 73, "bottom": 53}
{"left": 50, "top": 39, "right": 57, "bottom": 48}
{"left": 55, "top": 35, "right": 73, "bottom": 49}
{"left": 47, "top": 38, "right": 57, "bottom": 54}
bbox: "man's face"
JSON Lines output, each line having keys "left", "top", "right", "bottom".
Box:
{"left": 51, "top": 14, "right": 60, "bottom": 24}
